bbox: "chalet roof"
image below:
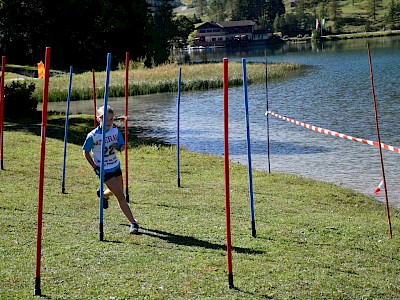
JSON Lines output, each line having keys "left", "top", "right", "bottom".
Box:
{"left": 217, "top": 20, "right": 256, "bottom": 28}
{"left": 196, "top": 20, "right": 256, "bottom": 30}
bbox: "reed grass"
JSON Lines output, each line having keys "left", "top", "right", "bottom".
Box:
{"left": 27, "top": 61, "right": 303, "bottom": 102}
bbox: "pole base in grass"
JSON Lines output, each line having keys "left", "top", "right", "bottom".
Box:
{"left": 125, "top": 187, "right": 129, "bottom": 203}
{"left": 177, "top": 178, "right": 181, "bottom": 187}
{"left": 228, "top": 273, "right": 234, "bottom": 289}
{"left": 34, "top": 276, "right": 41, "bottom": 296}
{"left": 33, "top": 288, "right": 41, "bottom": 296}
{"left": 99, "top": 223, "right": 104, "bottom": 241}
{"left": 251, "top": 221, "right": 256, "bottom": 238}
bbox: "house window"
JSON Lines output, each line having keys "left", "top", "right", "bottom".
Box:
{"left": 199, "top": 30, "right": 206, "bottom": 33}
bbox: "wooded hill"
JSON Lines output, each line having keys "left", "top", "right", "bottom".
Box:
{"left": 177, "top": 0, "right": 400, "bottom": 35}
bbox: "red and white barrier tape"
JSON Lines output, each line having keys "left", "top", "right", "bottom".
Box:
{"left": 374, "top": 180, "right": 384, "bottom": 194}
{"left": 265, "top": 110, "right": 400, "bottom": 153}
{"left": 266, "top": 110, "right": 399, "bottom": 194}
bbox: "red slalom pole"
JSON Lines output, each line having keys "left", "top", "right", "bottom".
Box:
{"left": 92, "top": 69, "right": 97, "bottom": 128}
{"left": 367, "top": 43, "right": 392, "bottom": 239}
{"left": 223, "top": 58, "right": 234, "bottom": 289}
{"left": 0, "top": 56, "right": 5, "bottom": 170}
{"left": 34, "top": 47, "right": 51, "bottom": 296}
{"left": 124, "top": 52, "right": 130, "bottom": 203}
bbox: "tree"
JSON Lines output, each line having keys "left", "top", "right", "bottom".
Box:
{"left": 386, "top": 0, "right": 400, "bottom": 28}
{"left": 263, "top": 0, "right": 285, "bottom": 28}
{"left": 0, "top": 0, "right": 43, "bottom": 65}
{"left": 147, "top": 1, "right": 176, "bottom": 66}
{"left": 229, "top": 0, "right": 248, "bottom": 20}
{"left": 4, "top": 81, "right": 37, "bottom": 119}
{"left": 227, "top": 0, "right": 266, "bottom": 20}
{"left": 367, "top": 0, "right": 383, "bottom": 20}
{"left": 0, "top": 0, "right": 157, "bottom": 69}
{"left": 328, "top": 0, "right": 343, "bottom": 31}
{"left": 173, "top": 15, "right": 195, "bottom": 48}
{"left": 317, "top": 1, "right": 328, "bottom": 21}
{"left": 208, "top": 0, "right": 227, "bottom": 21}
{"left": 97, "top": 0, "right": 151, "bottom": 68}
{"left": 193, "top": 0, "right": 207, "bottom": 17}
{"left": 281, "top": 13, "right": 300, "bottom": 36}
{"left": 273, "top": 14, "right": 280, "bottom": 32}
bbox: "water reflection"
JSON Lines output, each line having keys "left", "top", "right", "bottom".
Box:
{"left": 185, "top": 35, "right": 400, "bottom": 61}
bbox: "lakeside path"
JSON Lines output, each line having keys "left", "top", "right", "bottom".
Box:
{"left": 320, "top": 29, "right": 400, "bottom": 40}
{"left": 287, "top": 29, "right": 400, "bottom": 42}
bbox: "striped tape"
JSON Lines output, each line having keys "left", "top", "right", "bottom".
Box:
{"left": 265, "top": 110, "right": 400, "bottom": 154}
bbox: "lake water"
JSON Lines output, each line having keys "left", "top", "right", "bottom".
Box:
{"left": 47, "top": 36, "right": 400, "bottom": 208}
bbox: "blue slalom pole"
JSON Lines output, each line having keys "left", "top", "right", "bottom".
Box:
{"left": 99, "top": 53, "right": 112, "bottom": 241}
{"left": 61, "top": 66, "right": 73, "bottom": 194}
{"left": 242, "top": 58, "right": 256, "bottom": 238}
{"left": 265, "top": 58, "right": 271, "bottom": 173}
{"left": 176, "top": 68, "right": 182, "bottom": 187}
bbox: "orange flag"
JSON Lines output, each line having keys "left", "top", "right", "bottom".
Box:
{"left": 37, "top": 61, "right": 45, "bottom": 78}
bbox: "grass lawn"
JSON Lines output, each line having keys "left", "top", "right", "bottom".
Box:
{"left": 1, "top": 115, "right": 400, "bottom": 299}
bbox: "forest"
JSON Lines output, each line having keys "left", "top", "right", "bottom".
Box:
{"left": 187, "top": 0, "right": 400, "bottom": 37}
{"left": 0, "top": 0, "right": 194, "bottom": 70}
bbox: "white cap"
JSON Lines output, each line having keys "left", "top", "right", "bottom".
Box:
{"left": 97, "top": 105, "right": 113, "bottom": 117}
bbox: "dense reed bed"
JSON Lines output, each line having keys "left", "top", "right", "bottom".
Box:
{"left": 29, "top": 61, "right": 303, "bottom": 102}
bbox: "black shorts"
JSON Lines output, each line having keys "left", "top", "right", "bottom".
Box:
{"left": 100, "top": 167, "right": 122, "bottom": 182}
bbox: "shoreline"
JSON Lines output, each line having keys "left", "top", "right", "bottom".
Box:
{"left": 285, "top": 29, "right": 400, "bottom": 43}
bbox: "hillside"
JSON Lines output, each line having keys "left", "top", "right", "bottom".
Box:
{"left": 176, "top": 0, "right": 396, "bottom": 34}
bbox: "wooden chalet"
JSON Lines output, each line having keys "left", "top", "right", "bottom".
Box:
{"left": 194, "top": 20, "right": 272, "bottom": 47}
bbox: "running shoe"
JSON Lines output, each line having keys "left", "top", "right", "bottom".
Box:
{"left": 129, "top": 220, "right": 139, "bottom": 234}
{"left": 97, "top": 188, "right": 109, "bottom": 209}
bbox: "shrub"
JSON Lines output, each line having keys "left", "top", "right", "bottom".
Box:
{"left": 4, "top": 80, "right": 37, "bottom": 119}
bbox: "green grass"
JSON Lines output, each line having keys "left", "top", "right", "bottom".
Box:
{"left": 1, "top": 115, "right": 400, "bottom": 299}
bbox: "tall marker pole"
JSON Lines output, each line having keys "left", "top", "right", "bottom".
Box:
{"left": 61, "top": 66, "right": 73, "bottom": 194}
{"left": 223, "top": 58, "right": 234, "bottom": 289}
{"left": 242, "top": 58, "right": 256, "bottom": 238}
{"left": 34, "top": 47, "right": 51, "bottom": 296}
{"left": 265, "top": 59, "right": 271, "bottom": 173}
{"left": 176, "top": 67, "right": 182, "bottom": 187}
{"left": 124, "top": 52, "right": 130, "bottom": 202}
{"left": 92, "top": 69, "right": 97, "bottom": 128}
{"left": 99, "top": 53, "right": 112, "bottom": 242}
{"left": 0, "top": 56, "right": 6, "bottom": 170}
{"left": 367, "top": 43, "right": 392, "bottom": 239}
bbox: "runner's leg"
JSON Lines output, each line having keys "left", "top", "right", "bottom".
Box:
{"left": 105, "top": 176, "right": 136, "bottom": 224}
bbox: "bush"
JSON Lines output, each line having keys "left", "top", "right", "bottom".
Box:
{"left": 4, "top": 80, "right": 37, "bottom": 119}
